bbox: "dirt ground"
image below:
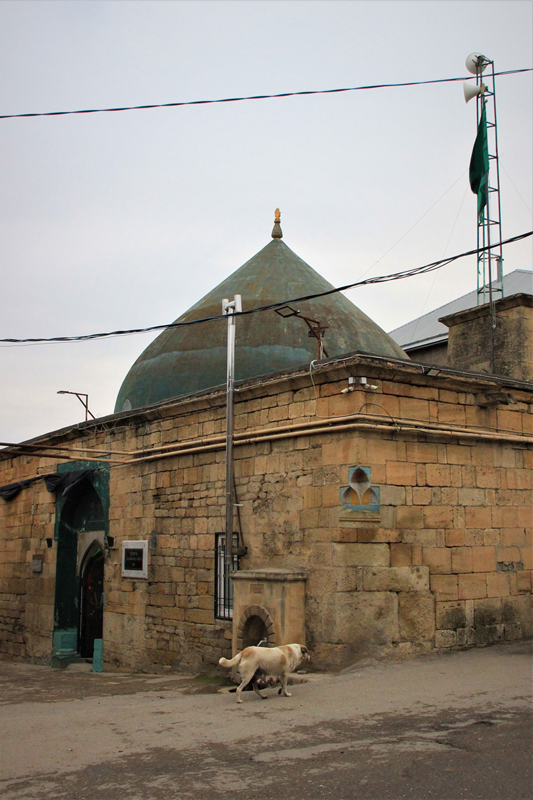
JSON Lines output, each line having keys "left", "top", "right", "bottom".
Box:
{"left": 0, "top": 641, "right": 531, "bottom": 799}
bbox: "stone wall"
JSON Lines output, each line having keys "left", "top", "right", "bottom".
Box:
{"left": 0, "top": 355, "right": 531, "bottom": 671}
{"left": 232, "top": 569, "right": 307, "bottom": 653}
{"left": 441, "top": 293, "right": 533, "bottom": 380}
{"left": 0, "top": 455, "right": 57, "bottom": 661}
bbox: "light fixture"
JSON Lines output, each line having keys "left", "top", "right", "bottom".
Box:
{"left": 359, "top": 377, "right": 378, "bottom": 391}
{"left": 341, "top": 377, "right": 356, "bottom": 394}
{"left": 275, "top": 305, "right": 329, "bottom": 360}
{"left": 57, "top": 390, "right": 96, "bottom": 421}
{"left": 340, "top": 376, "right": 378, "bottom": 394}
{"left": 275, "top": 304, "right": 300, "bottom": 318}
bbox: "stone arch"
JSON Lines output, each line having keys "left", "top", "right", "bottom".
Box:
{"left": 236, "top": 605, "right": 275, "bottom": 651}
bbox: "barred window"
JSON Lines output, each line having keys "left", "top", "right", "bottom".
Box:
{"left": 215, "top": 533, "right": 239, "bottom": 620}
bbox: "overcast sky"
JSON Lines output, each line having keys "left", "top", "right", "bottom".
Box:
{"left": 1, "top": 0, "right": 531, "bottom": 445}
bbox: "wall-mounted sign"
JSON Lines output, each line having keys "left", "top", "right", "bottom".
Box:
{"left": 121, "top": 540, "right": 148, "bottom": 579}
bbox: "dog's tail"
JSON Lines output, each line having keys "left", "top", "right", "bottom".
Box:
{"left": 219, "top": 652, "right": 242, "bottom": 668}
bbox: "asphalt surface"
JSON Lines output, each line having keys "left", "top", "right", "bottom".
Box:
{"left": 0, "top": 641, "right": 531, "bottom": 800}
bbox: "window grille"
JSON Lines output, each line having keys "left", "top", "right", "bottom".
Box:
{"left": 215, "top": 533, "right": 239, "bottom": 620}
{"left": 215, "top": 533, "right": 239, "bottom": 619}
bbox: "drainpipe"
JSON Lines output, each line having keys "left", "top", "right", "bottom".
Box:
{"left": 222, "top": 295, "right": 241, "bottom": 569}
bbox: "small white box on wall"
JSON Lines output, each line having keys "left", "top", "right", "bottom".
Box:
{"left": 121, "top": 540, "right": 148, "bottom": 579}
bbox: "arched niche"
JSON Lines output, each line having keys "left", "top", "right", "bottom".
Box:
{"left": 236, "top": 605, "right": 275, "bottom": 652}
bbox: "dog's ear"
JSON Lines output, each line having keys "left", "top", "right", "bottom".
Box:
{"left": 301, "top": 645, "right": 310, "bottom": 656}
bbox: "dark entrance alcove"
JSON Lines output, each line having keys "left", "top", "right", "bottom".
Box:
{"left": 241, "top": 615, "right": 268, "bottom": 649}
{"left": 53, "top": 473, "right": 107, "bottom": 667}
{"left": 79, "top": 542, "right": 104, "bottom": 658}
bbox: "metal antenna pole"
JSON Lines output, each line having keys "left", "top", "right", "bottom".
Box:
{"left": 222, "top": 294, "right": 242, "bottom": 569}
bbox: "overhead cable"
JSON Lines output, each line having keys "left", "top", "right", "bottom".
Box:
{"left": 1, "top": 69, "right": 531, "bottom": 120}
{"left": 1, "top": 231, "right": 530, "bottom": 345}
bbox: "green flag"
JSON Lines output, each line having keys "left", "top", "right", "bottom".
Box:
{"left": 469, "top": 104, "right": 489, "bottom": 221}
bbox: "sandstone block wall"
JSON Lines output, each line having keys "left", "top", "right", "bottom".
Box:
{"left": 231, "top": 569, "right": 307, "bottom": 654}
{"left": 441, "top": 293, "right": 533, "bottom": 380}
{"left": 0, "top": 358, "right": 531, "bottom": 672}
{"left": 0, "top": 456, "right": 57, "bottom": 662}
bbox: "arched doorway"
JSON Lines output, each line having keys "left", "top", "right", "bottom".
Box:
{"left": 79, "top": 542, "right": 104, "bottom": 658}
{"left": 53, "top": 474, "right": 107, "bottom": 667}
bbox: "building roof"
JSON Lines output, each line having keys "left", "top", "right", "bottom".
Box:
{"left": 115, "top": 223, "right": 407, "bottom": 412}
{"left": 388, "top": 269, "right": 532, "bottom": 352}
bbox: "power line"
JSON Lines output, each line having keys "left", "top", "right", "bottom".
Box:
{"left": 1, "top": 231, "right": 530, "bottom": 346}
{"left": 1, "top": 69, "right": 531, "bottom": 121}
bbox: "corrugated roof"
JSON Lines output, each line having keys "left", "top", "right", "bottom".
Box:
{"left": 388, "top": 269, "right": 532, "bottom": 350}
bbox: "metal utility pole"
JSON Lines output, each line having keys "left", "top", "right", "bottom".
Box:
{"left": 222, "top": 294, "right": 242, "bottom": 569}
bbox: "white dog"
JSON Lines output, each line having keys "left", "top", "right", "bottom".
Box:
{"left": 219, "top": 643, "right": 310, "bottom": 703}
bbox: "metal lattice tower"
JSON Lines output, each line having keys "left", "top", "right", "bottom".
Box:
{"left": 472, "top": 56, "right": 505, "bottom": 305}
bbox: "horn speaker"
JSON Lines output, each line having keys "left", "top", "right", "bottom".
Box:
{"left": 463, "top": 82, "right": 483, "bottom": 104}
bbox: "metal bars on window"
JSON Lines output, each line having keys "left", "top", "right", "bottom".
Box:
{"left": 215, "top": 533, "right": 239, "bottom": 619}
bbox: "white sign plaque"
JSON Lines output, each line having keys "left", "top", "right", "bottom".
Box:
{"left": 122, "top": 540, "right": 148, "bottom": 579}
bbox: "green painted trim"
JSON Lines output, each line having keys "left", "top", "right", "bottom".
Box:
{"left": 54, "top": 461, "right": 110, "bottom": 542}
{"left": 52, "top": 628, "right": 80, "bottom": 668}
{"left": 92, "top": 639, "right": 104, "bottom": 673}
{"left": 52, "top": 462, "right": 110, "bottom": 668}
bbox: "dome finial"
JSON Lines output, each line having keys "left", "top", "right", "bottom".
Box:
{"left": 271, "top": 208, "right": 283, "bottom": 239}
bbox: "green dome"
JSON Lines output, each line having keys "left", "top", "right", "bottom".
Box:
{"left": 115, "top": 237, "right": 407, "bottom": 412}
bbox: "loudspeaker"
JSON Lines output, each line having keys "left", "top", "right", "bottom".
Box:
{"left": 465, "top": 52, "right": 488, "bottom": 75}
{"left": 463, "top": 82, "right": 483, "bottom": 104}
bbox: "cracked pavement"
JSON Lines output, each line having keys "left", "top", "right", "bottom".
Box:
{"left": 0, "top": 641, "right": 531, "bottom": 799}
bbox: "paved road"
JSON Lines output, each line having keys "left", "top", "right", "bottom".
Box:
{"left": 0, "top": 641, "right": 531, "bottom": 799}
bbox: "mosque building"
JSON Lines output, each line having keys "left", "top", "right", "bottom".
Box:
{"left": 0, "top": 214, "right": 531, "bottom": 672}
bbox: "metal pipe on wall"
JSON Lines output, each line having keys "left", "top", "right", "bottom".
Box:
{"left": 119, "top": 416, "right": 532, "bottom": 467}
{"left": 222, "top": 295, "right": 241, "bottom": 568}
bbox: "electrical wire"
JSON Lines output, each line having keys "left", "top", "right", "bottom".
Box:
{"left": 357, "top": 170, "right": 467, "bottom": 281}
{"left": 502, "top": 165, "right": 533, "bottom": 216}
{"left": 1, "top": 70, "right": 531, "bottom": 120}
{"left": 407, "top": 183, "right": 470, "bottom": 345}
{"left": 1, "top": 231, "right": 530, "bottom": 346}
